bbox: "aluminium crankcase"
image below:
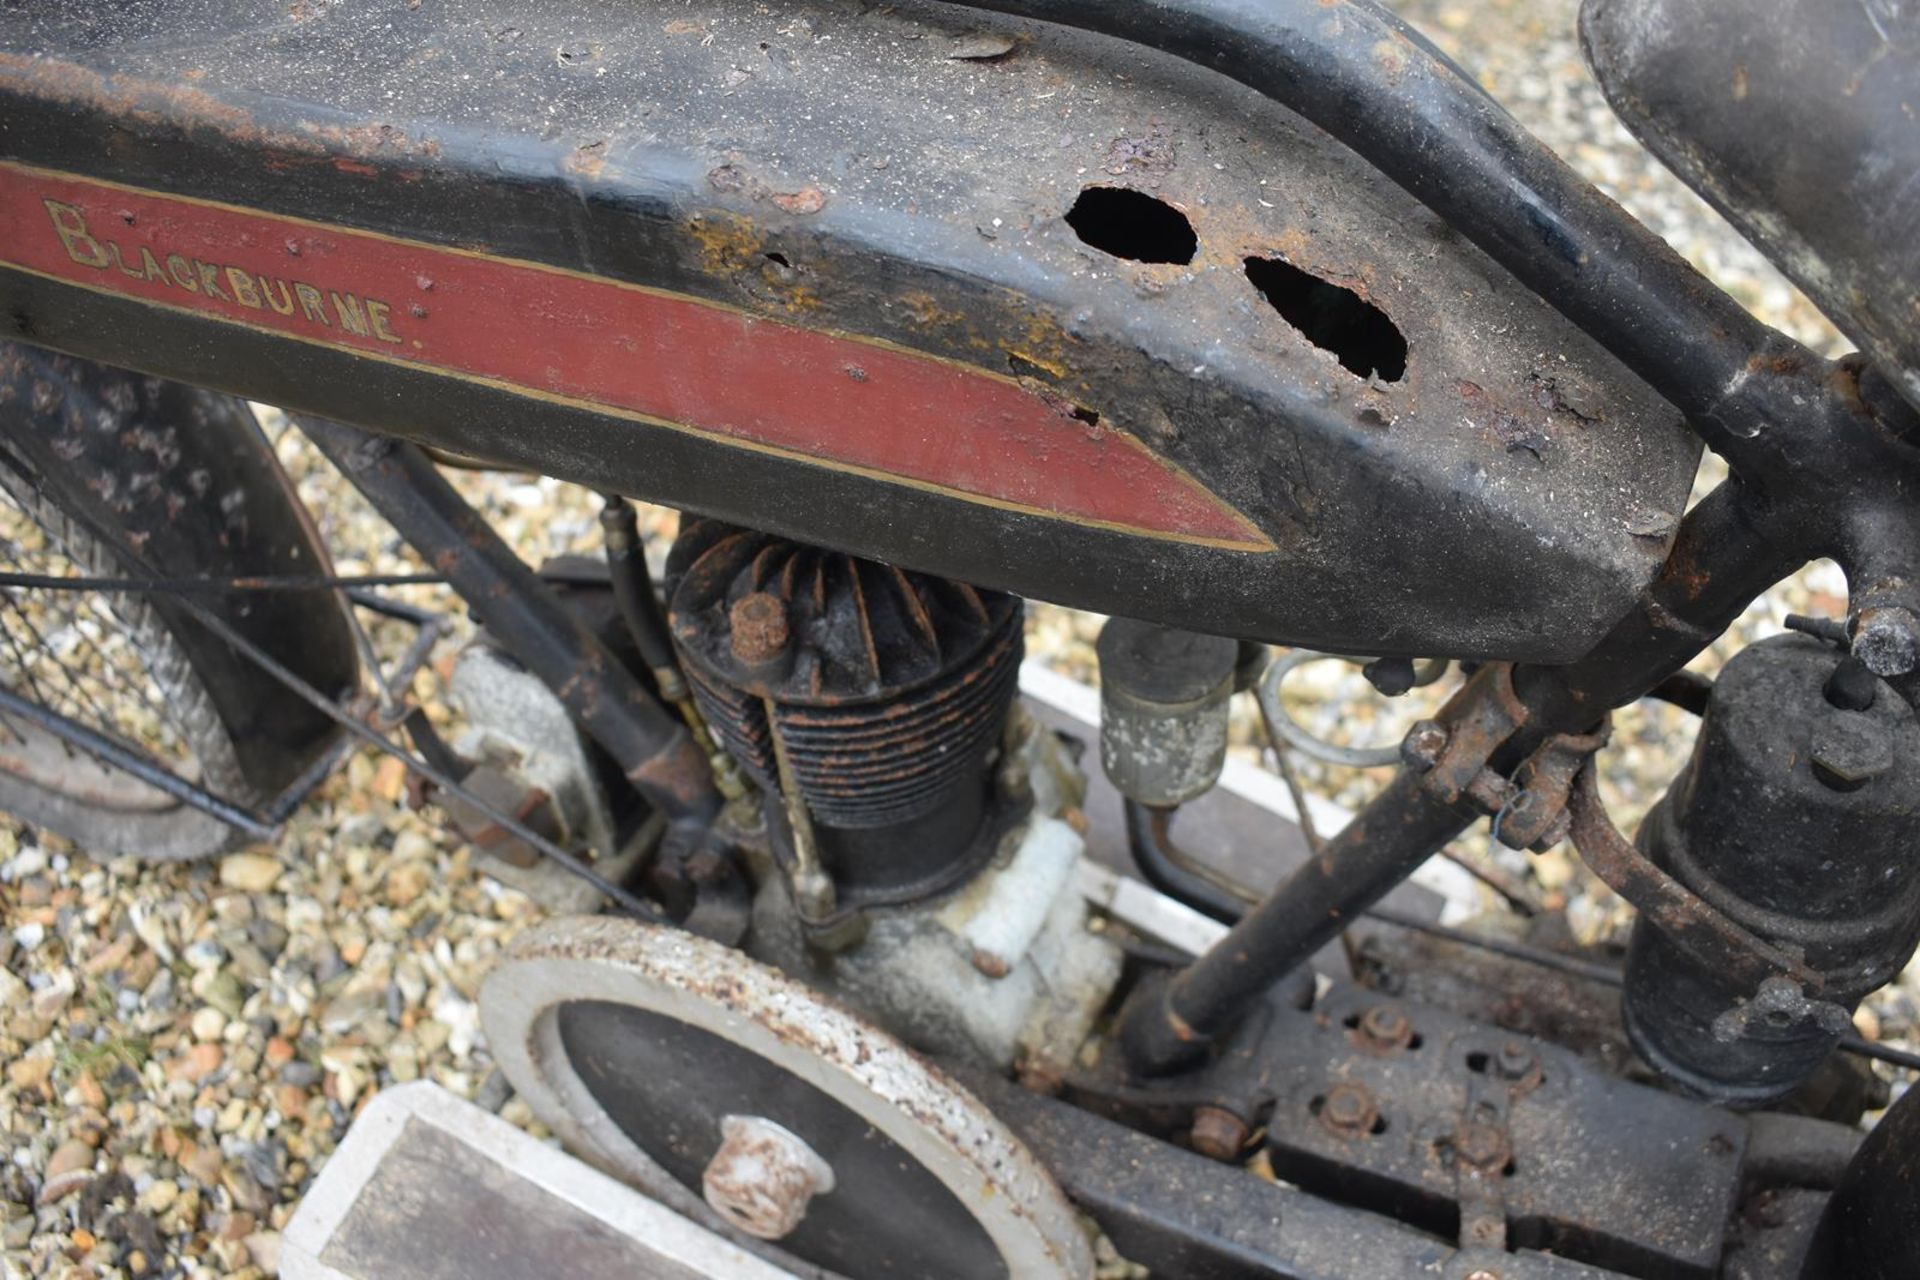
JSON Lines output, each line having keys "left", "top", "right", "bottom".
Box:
{"left": 0, "top": 0, "right": 1700, "bottom": 660}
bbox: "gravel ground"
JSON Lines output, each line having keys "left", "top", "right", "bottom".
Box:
{"left": 1, "top": 3, "right": 1912, "bottom": 1276}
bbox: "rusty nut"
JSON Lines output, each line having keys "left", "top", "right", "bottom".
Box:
{"left": 1189, "top": 1106, "right": 1250, "bottom": 1162}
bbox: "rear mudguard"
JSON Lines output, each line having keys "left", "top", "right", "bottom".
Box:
{"left": 0, "top": 342, "right": 359, "bottom": 800}
{"left": 0, "top": 0, "right": 1701, "bottom": 661}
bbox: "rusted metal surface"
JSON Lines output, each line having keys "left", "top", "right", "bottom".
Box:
{"left": 726, "top": 593, "right": 790, "bottom": 668}
{"left": 1133, "top": 978, "right": 1747, "bottom": 1277}
{"left": 1566, "top": 764, "right": 1819, "bottom": 994}
{"left": 1186, "top": 1104, "right": 1249, "bottom": 1162}
{"left": 699, "top": 1115, "right": 836, "bottom": 1242}
{"left": 668, "top": 518, "right": 1024, "bottom": 908}
{"left": 1807, "top": 1080, "right": 1920, "bottom": 1280}
{"left": 972, "top": 1066, "right": 1619, "bottom": 1280}
{"left": 297, "top": 415, "right": 719, "bottom": 826}
{"left": 0, "top": 0, "right": 1703, "bottom": 664}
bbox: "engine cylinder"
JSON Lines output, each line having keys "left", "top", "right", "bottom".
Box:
{"left": 1623, "top": 634, "right": 1920, "bottom": 1105}
{"left": 666, "top": 519, "right": 1023, "bottom": 907}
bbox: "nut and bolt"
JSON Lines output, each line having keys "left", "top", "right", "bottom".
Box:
{"left": 1189, "top": 1106, "right": 1250, "bottom": 1162}
{"left": 1453, "top": 1120, "right": 1511, "bottom": 1175}
{"left": 702, "top": 1114, "right": 836, "bottom": 1241}
{"left": 728, "top": 591, "right": 790, "bottom": 665}
{"left": 1358, "top": 1005, "right": 1414, "bottom": 1052}
{"left": 1318, "top": 1082, "right": 1380, "bottom": 1139}
{"left": 1809, "top": 714, "right": 1895, "bottom": 791}
{"left": 1495, "top": 1040, "right": 1536, "bottom": 1081}
{"left": 1401, "top": 719, "right": 1449, "bottom": 772}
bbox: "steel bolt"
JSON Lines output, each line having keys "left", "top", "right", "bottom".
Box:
{"left": 1401, "top": 720, "right": 1449, "bottom": 772}
{"left": 1318, "top": 1082, "right": 1380, "bottom": 1138}
{"left": 702, "top": 1114, "right": 836, "bottom": 1241}
{"left": 1190, "top": 1106, "right": 1250, "bottom": 1162}
{"left": 728, "top": 592, "right": 791, "bottom": 665}
{"left": 1495, "top": 1040, "right": 1535, "bottom": 1081}
{"left": 1358, "top": 1005, "right": 1413, "bottom": 1052}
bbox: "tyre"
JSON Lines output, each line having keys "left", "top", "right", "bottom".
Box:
{"left": 0, "top": 344, "right": 359, "bottom": 860}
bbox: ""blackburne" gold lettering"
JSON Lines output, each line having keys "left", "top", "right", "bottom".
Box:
{"left": 41, "top": 199, "right": 404, "bottom": 345}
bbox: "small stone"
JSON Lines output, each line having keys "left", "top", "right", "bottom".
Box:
{"left": 281, "top": 1060, "right": 322, "bottom": 1088}
{"left": 139, "top": 1179, "right": 180, "bottom": 1215}
{"left": 72, "top": 1071, "right": 105, "bottom": 1110}
{"left": 184, "top": 1144, "right": 223, "bottom": 1186}
{"left": 263, "top": 1037, "right": 295, "bottom": 1068}
{"left": 384, "top": 862, "right": 431, "bottom": 908}
{"left": 0, "top": 966, "right": 26, "bottom": 1009}
{"left": 39, "top": 1139, "right": 95, "bottom": 1204}
{"left": 319, "top": 988, "right": 382, "bottom": 1036}
{"left": 474, "top": 1068, "right": 512, "bottom": 1114}
{"left": 172, "top": 1042, "right": 224, "bottom": 1084}
{"left": 275, "top": 1084, "right": 309, "bottom": 1116}
{"left": 191, "top": 1007, "right": 228, "bottom": 1042}
{"left": 203, "top": 969, "right": 248, "bottom": 1020}
{"left": 30, "top": 973, "right": 74, "bottom": 1020}
{"left": 243, "top": 1231, "right": 282, "bottom": 1274}
{"left": 220, "top": 854, "right": 284, "bottom": 894}
{"left": 6, "top": 1055, "right": 53, "bottom": 1096}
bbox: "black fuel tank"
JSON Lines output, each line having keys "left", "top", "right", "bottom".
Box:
{"left": 0, "top": 0, "right": 1700, "bottom": 659}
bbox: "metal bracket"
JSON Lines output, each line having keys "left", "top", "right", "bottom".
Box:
{"left": 1402, "top": 663, "right": 1609, "bottom": 851}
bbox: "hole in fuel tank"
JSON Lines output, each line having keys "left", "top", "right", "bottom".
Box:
{"left": 1244, "top": 255, "right": 1407, "bottom": 382}
{"left": 1065, "top": 187, "right": 1198, "bottom": 264}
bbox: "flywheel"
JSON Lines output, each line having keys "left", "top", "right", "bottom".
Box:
{"left": 478, "top": 915, "right": 1094, "bottom": 1280}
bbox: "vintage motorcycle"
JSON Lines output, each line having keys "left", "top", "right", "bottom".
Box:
{"left": 1, "top": 0, "right": 1917, "bottom": 1275}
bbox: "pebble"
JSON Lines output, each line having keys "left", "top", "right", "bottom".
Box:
{"left": 139, "top": 1179, "right": 180, "bottom": 1215}
{"left": 220, "top": 854, "right": 285, "bottom": 894}
{"left": 174, "top": 1042, "right": 225, "bottom": 1084}
{"left": 191, "top": 1006, "right": 229, "bottom": 1042}
{"left": 38, "top": 1140, "right": 94, "bottom": 1204}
